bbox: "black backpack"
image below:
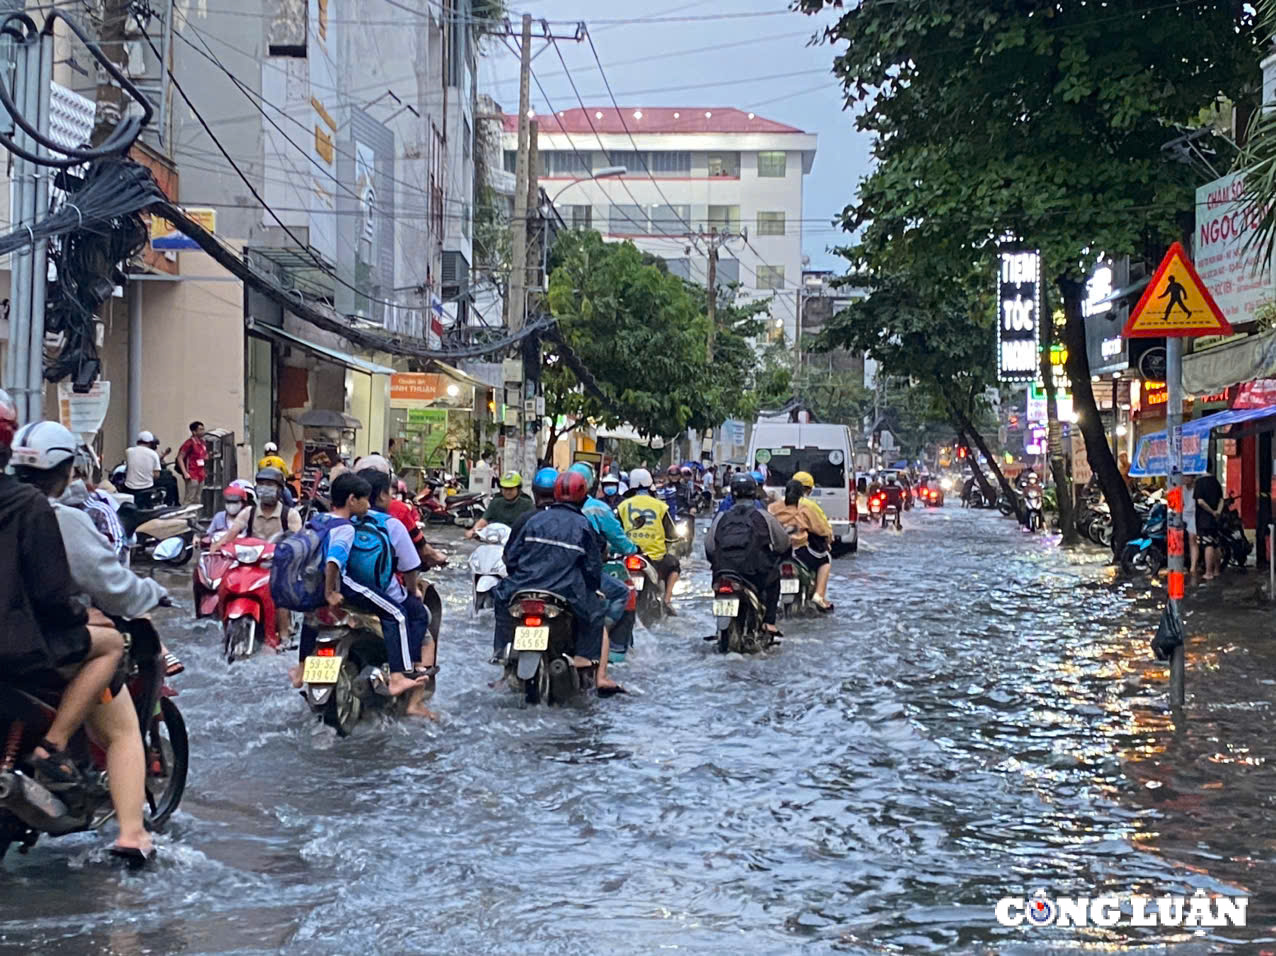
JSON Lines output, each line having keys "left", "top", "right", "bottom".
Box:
{"left": 714, "top": 503, "right": 772, "bottom": 576}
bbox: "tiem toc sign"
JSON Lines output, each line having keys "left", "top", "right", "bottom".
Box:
{"left": 999, "top": 249, "right": 1041, "bottom": 382}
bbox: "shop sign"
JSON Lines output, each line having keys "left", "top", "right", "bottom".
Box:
{"left": 1142, "top": 380, "right": 1168, "bottom": 407}
{"left": 56, "top": 380, "right": 109, "bottom": 436}
{"left": 1233, "top": 379, "right": 1276, "bottom": 409}
{"left": 1129, "top": 429, "right": 1209, "bottom": 477}
{"left": 1071, "top": 432, "right": 1092, "bottom": 486}
{"left": 389, "top": 372, "right": 474, "bottom": 410}
{"left": 998, "top": 249, "right": 1040, "bottom": 382}
{"left": 1026, "top": 385, "right": 1072, "bottom": 425}
{"left": 1083, "top": 261, "right": 1129, "bottom": 374}
{"left": 1195, "top": 170, "right": 1272, "bottom": 334}
{"left": 1025, "top": 423, "right": 1047, "bottom": 455}
{"left": 1137, "top": 345, "right": 1167, "bottom": 381}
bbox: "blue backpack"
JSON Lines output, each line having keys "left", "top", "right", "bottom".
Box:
{"left": 346, "top": 512, "right": 395, "bottom": 592}
{"left": 270, "top": 515, "right": 351, "bottom": 611}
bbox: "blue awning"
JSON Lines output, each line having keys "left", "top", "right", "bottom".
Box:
{"left": 1181, "top": 404, "right": 1276, "bottom": 436}
{"left": 1129, "top": 404, "right": 1276, "bottom": 477}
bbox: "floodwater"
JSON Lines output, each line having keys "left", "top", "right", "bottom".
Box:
{"left": 2, "top": 506, "right": 1275, "bottom": 954}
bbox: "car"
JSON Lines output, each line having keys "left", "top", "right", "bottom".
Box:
{"left": 748, "top": 421, "right": 859, "bottom": 555}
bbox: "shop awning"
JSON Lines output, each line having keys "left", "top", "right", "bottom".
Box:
{"left": 428, "top": 359, "right": 489, "bottom": 390}
{"left": 1182, "top": 329, "right": 1276, "bottom": 395}
{"left": 254, "top": 323, "right": 396, "bottom": 375}
{"left": 1128, "top": 403, "right": 1276, "bottom": 477}
{"left": 1181, "top": 403, "right": 1276, "bottom": 436}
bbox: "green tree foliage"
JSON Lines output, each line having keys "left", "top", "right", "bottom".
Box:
{"left": 798, "top": 0, "right": 1258, "bottom": 549}
{"left": 543, "top": 230, "right": 761, "bottom": 455}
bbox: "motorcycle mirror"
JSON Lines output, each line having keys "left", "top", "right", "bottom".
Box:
{"left": 631, "top": 514, "right": 647, "bottom": 529}
{"left": 153, "top": 536, "right": 186, "bottom": 562}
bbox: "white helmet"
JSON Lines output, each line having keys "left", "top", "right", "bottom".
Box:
{"left": 264, "top": 441, "right": 278, "bottom": 453}
{"left": 357, "top": 453, "right": 391, "bottom": 475}
{"left": 11, "top": 420, "right": 78, "bottom": 471}
{"left": 629, "top": 467, "right": 654, "bottom": 489}
{"left": 137, "top": 430, "right": 156, "bottom": 444}
{"left": 230, "top": 478, "right": 256, "bottom": 500}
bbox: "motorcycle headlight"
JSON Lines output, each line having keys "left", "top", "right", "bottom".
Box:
{"left": 941, "top": 478, "right": 953, "bottom": 491}
{"left": 234, "top": 544, "right": 266, "bottom": 564}
{"left": 676, "top": 520, "right": 690, "bottom": 536}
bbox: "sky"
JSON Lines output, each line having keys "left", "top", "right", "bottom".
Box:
{"left": 479, "top": 1, "right": 872, "bottom": 272}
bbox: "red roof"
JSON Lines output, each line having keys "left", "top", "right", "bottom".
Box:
{"left": 501, "top": 107, "right": 803, "bottom": 136}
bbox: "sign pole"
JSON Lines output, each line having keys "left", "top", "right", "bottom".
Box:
{"left": 1165, "top": 336, "right": 1186, "bottom": 707}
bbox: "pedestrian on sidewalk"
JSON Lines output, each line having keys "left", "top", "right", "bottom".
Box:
{"left": 1183, "top": 474, "right": 1198, "bottom": 577}
{"left": 1194, "top": 468, "right": 1225, "bottom": 581}
{"left": 176, "top": 421, "right": 207, "bottom": 507}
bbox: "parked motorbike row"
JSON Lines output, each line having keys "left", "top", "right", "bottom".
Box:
{"left": 1119, "top": 494, "right": 1251, "bottom": 575}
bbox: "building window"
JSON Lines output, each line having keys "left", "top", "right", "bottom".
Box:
{"left": 707, "top": 151, "right": 740, "bottom": 178}
{"left": 756, "top": 264, "right": 785, "bottom": 289}
{"left": 708, "top": 204, "right": 739, "bottom": 233}
{"left": 607, "top": 150, "right": 647, "bottom": 173}
{"left": 756, "top": 211, "right": 785, "bottom": 236}
{"left": 648, "top": 151, "right": 691, "bottom": 174}
{"left": 503, "top": 149, "right": 517, "bottom": 173}
{"left": 609, "top": 203, "right": 648, "bottom": 234}
{"left": 757, "top": 151, "right": 787, "bottom": 177}
{"left": 565, "top": 204, "right": 592, "bottom": 230}
{"left": 664, "top": 257, "right": 691, "bottom": 280}
{"left": 544, "top": 150, "right": 592, "bottom": 176}
{"left": 430, "top": 122, "right": 444, "bottom": 236}
{"left": 650, "top": 203, "right": 690, "bottom": 236}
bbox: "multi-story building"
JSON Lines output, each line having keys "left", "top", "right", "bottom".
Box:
{"left": 501, "top": 107, "right": 817, "bottom": 340}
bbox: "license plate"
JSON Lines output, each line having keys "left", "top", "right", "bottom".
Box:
{"left": 712, "top": 599, "right": 739, "bottom": 616}
{"left": 514, "top": 626, "right": 549, "bottom": 651}
{"left": 303, "top": 655, "right": 342, "bottom": 684}
{"left": 780, "top": 578, "right": 800, "bottom": 594}
{"left": 631, "top": 575, "right": 645, "bottom": 591}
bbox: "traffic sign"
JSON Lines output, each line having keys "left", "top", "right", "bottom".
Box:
{"left": 1122, "top": 242, "right": 1234, "bottom": 338}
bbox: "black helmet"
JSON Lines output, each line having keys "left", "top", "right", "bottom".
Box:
{"left": 729, "top": 472, "right": 758, "bottom": 499}
{"left": 255, "top": 465, "right": 285, "bottom": 487}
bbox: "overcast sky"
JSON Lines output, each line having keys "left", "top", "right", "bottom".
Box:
{"left": 479, "top": 2, "right": 871, "bottom": 271}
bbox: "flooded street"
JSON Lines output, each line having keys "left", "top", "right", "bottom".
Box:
{"left": 2, "top": 506, "right": 1275, "bottom": 953}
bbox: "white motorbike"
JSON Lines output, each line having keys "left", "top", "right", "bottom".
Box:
{"left": 469, "top": 522, "right": 510, "bottom": 614}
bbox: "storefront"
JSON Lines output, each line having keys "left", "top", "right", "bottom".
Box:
{"left": 388, "top": 363, "right": 493, "bottom": 481}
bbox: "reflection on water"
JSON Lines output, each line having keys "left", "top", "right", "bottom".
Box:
{"left": 1, "top": 509, "right": 1273, "bottom": 953}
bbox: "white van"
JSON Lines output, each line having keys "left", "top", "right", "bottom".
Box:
{"left": 746, "top": 422, "right": 859, "bottom": 554}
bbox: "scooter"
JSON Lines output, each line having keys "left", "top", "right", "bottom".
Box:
{"left": 498, "top": 590, "right": 591, "bottom": 705}
{"left": 416, "top": 484, "right": 454, "bottom": 525}
{"left": 0, "top": 616, "right": 188, "bottom": 862}
{"left": 217, "top": 537, "right": 297, "bottom": 662}
{"left": 1219, "top": 497, "right": 1252, "bottom": 569}
{"left": 671, "top": 515, "right": 694, "bottom": 559}
{"left": 869, "top": 490, "right": 902, "bottom": 529}
{"left": 779, "top": 554, "right": 815, "bottom": 617}
{"left": 711, "top": 572, "right": 775, "bottom": 654}
{"left": 1023, "top": 486, "right": 1044, "bottom": 532}
{"left": 302, "top": 586, "right": 444, "bottom": 735}
{"left": 192, "top": 532, "right": 235, "bottom": 618}
{"left": 603, "top": 557, "right": 639, "bottom": 662}
{"left": 447, "top": 491, "right": 487, "bottom": 529}
{"left": 623, "top": 552, "right": 665, "bottom": 627}
{"left": 469, "top": 522, "right": 510, "bottom": 614}
{"left": 1119, "top": 502, "right": 1167, "bottom": 575}
{"left": 117, "top": 501, "right": 202, "bottom": 567}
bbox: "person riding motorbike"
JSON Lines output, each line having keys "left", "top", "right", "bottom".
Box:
{"left": 675, "top": 465, "right": 696, "bottom": 516}
{"left": 467, "top": 470, "right": 534, "bottom": 539}
{"left": 491, "top": 471, "right": 619, "bottom": 692}
{"left": 570, "top": 463, "right": 637, "bottom": 667}
{"left": 257, "top": 441, "right": 290, "bottom": 477}
{"left": 768, "top": 479, "right": 832, "bottom": 614}
{"left": 598, "top": 474, "right": 624, "bottom": 511}
{"left": 717, "top": 469, "right": 770, "bottom": 514}
{"left": 790, "top": 471, "right": 835, "bottom": 610}
{"left": 706, "top": 473, "right": 791, "bottom": 636}
{"left": 208, "top": 481, "right": 254, "bottom": 538}
{"left": 617, "top": 468, "right": 680, "bottom": 615}
{"left": 657, "top": 465, "right": 681, "bottom": 518}
{"left": 12, "top": 420, "right": 167, "bottom": 860}
{"left": 65, "top": 443, "right": 128, "bottom": 565}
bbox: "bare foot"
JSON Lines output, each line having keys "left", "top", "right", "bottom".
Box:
{"left": 288, "top": 665, "right": 303, "bottom": 689}
{"left": 404, "top": 703, "right": 440, "bottom": 719}
{"left": 596, "top": 676, "right": 622, "bottom": 692}
{"left": 114, "top": 833, "right": 154, "bottom": 854}
{"left": 388, "top": 672, "right": 427, "bottom": 697}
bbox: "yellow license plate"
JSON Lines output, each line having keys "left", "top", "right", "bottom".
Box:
{"left": 713, "top": 599, "right": 739, "bottom": 617}
{"left": 780, "top": 578, "right": 800, "bottom": 594}
{"left": 631, "top": 575, "right": 645, "bottom": 591}
{"left": 513, "top": 626, "right": 549, "bottom": 651}
{"left": 303, "top": 655, "right": 342, "bottom": 684}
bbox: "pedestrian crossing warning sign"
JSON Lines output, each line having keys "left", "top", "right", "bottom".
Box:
{"left": 1122, "top": 241, "right": 1234, "bottom": 338}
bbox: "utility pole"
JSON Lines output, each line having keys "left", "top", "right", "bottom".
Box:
{"left": 507, "top": 13, "right": 532, "bottom": 333}
{"left": 705, "top": 232, "right": 717, "bottom": 362}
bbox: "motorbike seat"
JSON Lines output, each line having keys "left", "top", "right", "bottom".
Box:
{"left": 510, "top": 587, "right": 571, "bottom": 606}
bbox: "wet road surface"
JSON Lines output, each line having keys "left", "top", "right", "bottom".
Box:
{"left": 2, "top": 505, "right": 1275, "bottom": 953}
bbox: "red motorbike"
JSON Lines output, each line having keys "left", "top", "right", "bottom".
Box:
{"left": 192, "top": 533, "right": 235, "bottom": 619}
{"left": 218, "top": 537, "right": 285, "bottom": 662}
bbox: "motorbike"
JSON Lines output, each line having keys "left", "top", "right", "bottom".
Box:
{"left": 711, "top": 572, "right": 775, "bottom": 654}
{"left": 192, "top": 532, "right": 235, "bottom": 618}
{"left": 117, "top": 501, "right": 202, "bottom": 567}
{"left": 498, "top": 590, "right": 590, "bottom": 706}
{"left": 1219, "top": 497, "right": 1252, "bottom": 569}
{"left": 623, "top": 552, "right": 665, "bottom": 627}
{"left": 446, "top": 491, "right": 487, "bottom": 529}
{"left": 671, "top": 515, "right": 694, "bottom": 559}
{"left": 603, "top": 557, "right": 639, "bottom": 662}
{"left": 469, "top": 522, "right": 510, "bottom": 614}
{"left": 218, "top": 537, "right": 299, "bottom": 662}
{"left": 0, "top": 617, "right": 188, "bottom": 861}
{"left": 997, "top": 492, "right": 1019, "bottom": 518}
{"left": 1023, "top": 486, "right": 1044, "bottom": 532}
{"left": 779, "top": 553, "right": 815, "bottom": 617}
{"left": 869, "top": 489, "right": 902, "bottom": 529}
{"left": 110, "top": 456, "right": 181, "bottom": 508}
{"left": 302, "top": 586, "right": 444, "bottom": 735}
{"left": 1120, "top": 502, "right": 1167, "bottom": 575}
{"left": 416, "top": 484, "right": 454, "bottom": 525}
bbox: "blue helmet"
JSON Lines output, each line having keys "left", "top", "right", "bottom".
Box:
{"left": 533, "top": 467, "right": 559, "bottom": 491}
{"left": 568, "top": 461, "right": 596, "bottom": 487}
{"left": 750, "top": 469, "right": 765, "bottom": 484}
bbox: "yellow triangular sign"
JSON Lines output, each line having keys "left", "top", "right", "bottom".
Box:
{"left": 1122, "top": 242, "right": 1234, "bottom": 338}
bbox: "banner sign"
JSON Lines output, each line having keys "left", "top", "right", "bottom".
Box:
{"left": 998, "top": 249, "right": 1041, "bottom": 382}
{"left": 1129, "top": 429, "right": 1208, "bottom": 477}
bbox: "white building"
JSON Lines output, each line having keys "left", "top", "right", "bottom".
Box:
{"left": 501, "top": 107, "right": 816, "bottom": 340}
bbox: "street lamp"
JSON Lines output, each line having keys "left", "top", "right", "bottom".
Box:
{"left": 548, "top": 165, "right": 627, "bottom": 205}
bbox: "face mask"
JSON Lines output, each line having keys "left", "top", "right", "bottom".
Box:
{"left": 258, "top": 487, "right": 279, "bottom": 506}
{"left": 225, "top": 501, "right": 243, "bottom": 516}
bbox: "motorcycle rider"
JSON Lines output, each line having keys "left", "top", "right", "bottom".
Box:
{"left": 11, "top": 420, "right": 166, "bottom": 860}
{"left": 705, "top": 473, "right": 791, "bottom": 637}
{"left": 717, "top": 469, "right": 769, "bottom": 514}
{"left": 657, "top": 465, "right": 681, "bottom": 518}
{"left": 257, "top": 441, "right": 289, "bottom": 476}
{"left": 790, "top": 471, "right": 836, "bottom": 611}
{"left": 598, "top": 474, "right": 624, "bottom": 511}
{"left": 0, "top": 396, "right": 122, "bottom": 804}
{"left": 467, "top": 470, "right": 534, "bottom": 539}
{"left": 769, "top": 478, "right": 834, "bottom": 613}
{"left": 353, "top": 454, "right": 448, "bottom": 574}
{"left": 1020, "top": 470, "right": 1043, "bottom": 529}
{"left": 617, "top": 467, "right": 680, "bottom": 615}
{"left": 570, "top": 463, "right": 638, "bottom": 660}
{"left": 66, "top": 445, "right": 128, "bottom": 564}
{"left": 492, "top": 470, "right": 620, "bottom": 694}
{"left": 675, "top": 465, "right": 696, "bottom": 516}
{"left": 123, "top": 430, "right": 163, "bottom": 509}
{"left": 208, "top": 481, "right": 254, "bottom": 538}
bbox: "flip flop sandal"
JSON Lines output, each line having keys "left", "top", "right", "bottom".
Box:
{"left": 163, "top": 653, "right": 185, "bottom": 676}
{"left": 27, "top": 739, "right": 81, "bottom": 792}
{"left": 596, "top": 683, "right": 628, "bottom": 698}
{"left": 109, "top": 845, "right": 156, "bottom": 868}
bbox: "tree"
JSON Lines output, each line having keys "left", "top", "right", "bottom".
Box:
{"left": 799, "top": 0, "right": 1259, "bottom": 552}
{"left": 542, "top": 230, "right": 761, "bottom": 458}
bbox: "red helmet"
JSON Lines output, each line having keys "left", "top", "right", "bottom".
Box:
{"left": 666, "top": 465, "right": 680, "bottom": 477}
{"left": 0, "top": 388, "right": 16, "bottom": 451}
{"left": 223, "top": 484, "right": 250, "bottom": 503}
{"left": 553, "top": 470, "right": 590, "bottom": 505}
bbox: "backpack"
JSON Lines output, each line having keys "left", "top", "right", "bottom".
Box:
{"left": 346, "top": 512, "right": 395, "bottom": 592}
{"left": 269, "top": 515, "right": 350, "bottom": 611}
{"left": 714, "top": 503, "right": 773, "bottom": 576}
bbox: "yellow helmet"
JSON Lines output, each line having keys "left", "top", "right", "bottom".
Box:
{"left": 793, "top": 470, "right": 815, "bottom": 490}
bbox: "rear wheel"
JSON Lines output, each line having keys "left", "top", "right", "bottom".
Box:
{"left": 717, "top": 621, "right": 732, "bottom": 654}
{"left": 224, "top": 617, "right": 256, "bottom": 663}
{"left": 144, "top": 697, "right": 188, "bottom": 829}
{"left": 322, "top": 659, "right": 362, "bottom": 736}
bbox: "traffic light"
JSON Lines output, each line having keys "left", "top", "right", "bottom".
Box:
{"left": 957, "top": 446, "right": 968, "bottom": 459}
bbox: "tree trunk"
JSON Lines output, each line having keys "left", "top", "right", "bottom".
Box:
{"left": 957, "top": 426, "right": 997, "bottom": 503}
{"left": 1039, "top": 284, "right": 1079, "bottom": 544}
{"left": 1058, "top": 276, "right": 1138, "bottom": 554}
{"left": 946, "top": 394, "right": 1019, "bottom": 508}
